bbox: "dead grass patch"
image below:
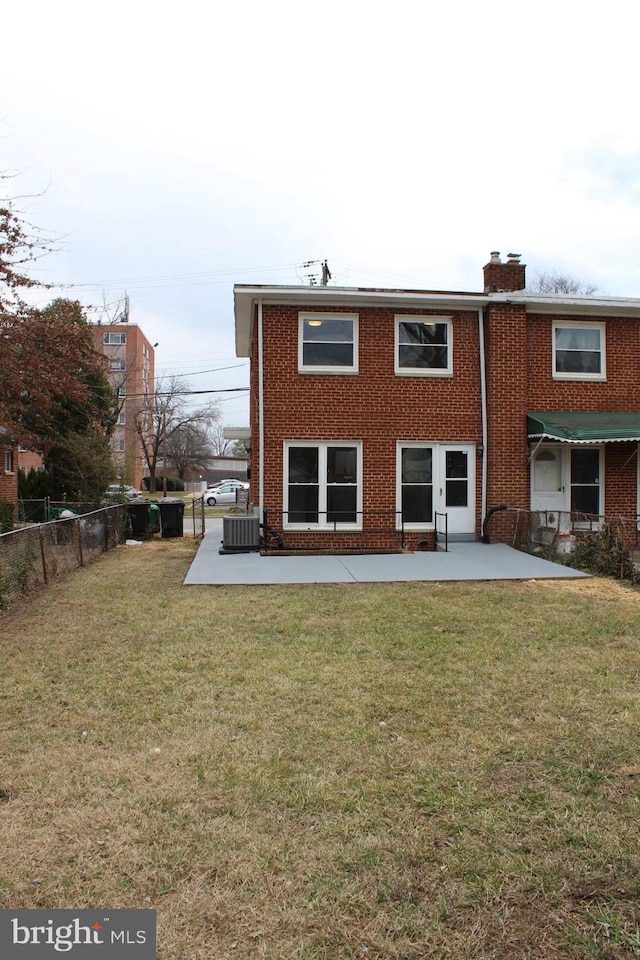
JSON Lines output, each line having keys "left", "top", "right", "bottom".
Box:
{"left": 2, "top": 542, "right": 640, "bottom": 957}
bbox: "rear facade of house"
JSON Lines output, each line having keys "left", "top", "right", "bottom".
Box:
{"left": 234, "top": 254, "right": 640, "bottom": 552}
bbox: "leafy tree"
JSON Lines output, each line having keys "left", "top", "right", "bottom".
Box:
{"left": 17, "top": 300, "right": 119, "bottom": 500}
{"left": 0, "top": 200, "right": 117, "bottom": 463}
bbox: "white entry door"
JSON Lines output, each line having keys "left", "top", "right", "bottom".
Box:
{"left": 437, "top": 445, "right": 475, "bottom": 535}
{"left": 531, "top": 446, "right": 565, "bottom": 518}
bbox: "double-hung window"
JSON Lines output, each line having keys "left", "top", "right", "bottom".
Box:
{"left": 298, "top": 314, "right": 358, "bottom": 373}
{"left": 285, "top": 442, "right": 361, "bottom": 528}
{"left": 395, "top": 316, "right": 452, "bottom": 376}
{"left": 553, "top": 322, "right": 605, "bottom": 380}
{"left": 4, "top": 450, "right": 14, "bottom": 474}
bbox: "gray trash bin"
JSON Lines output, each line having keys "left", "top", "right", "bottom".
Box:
{"left": 158, "top": 497, "right": 185, "bottom": 538}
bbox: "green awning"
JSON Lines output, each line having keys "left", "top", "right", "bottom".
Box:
{"left": 528, "top": 411, "right": 640, "bottom": 443}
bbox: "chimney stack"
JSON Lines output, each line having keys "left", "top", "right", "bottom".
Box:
{"left": 483, "top": 251, "right": 526, "bottom": 292}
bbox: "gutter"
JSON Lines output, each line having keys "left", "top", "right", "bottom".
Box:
{"left": 478, "top": 308, "right": 488, "bottom": 535}
{"left": 257, "top": 299, "right": 264, "bottom": 522}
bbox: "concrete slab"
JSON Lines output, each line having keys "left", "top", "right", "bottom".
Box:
{"left": 184, "top": 522, "right": 589, "bottom": 586}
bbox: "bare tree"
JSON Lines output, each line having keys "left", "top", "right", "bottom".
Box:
{"left": 165, "top": 422, "right": 214, "bottom": 481}
{"left": 529, "top": 270, "right": 599, "bottom": 296}
{"left": 134, "top": 376, "right": 220, "bottom": 492}
{"left": 208, "top": 423, "right": 234, "bottom": 457}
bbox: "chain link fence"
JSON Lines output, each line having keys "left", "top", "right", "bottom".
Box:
{"left": 0, "top": 505, "right": 127, "bottom": 609}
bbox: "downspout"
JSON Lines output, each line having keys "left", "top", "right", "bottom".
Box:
{"left": 257, "top": 299, "right": 265, "bottom": 523}
{"left": 478, "top": 308, "right": 488, "bottom": 536}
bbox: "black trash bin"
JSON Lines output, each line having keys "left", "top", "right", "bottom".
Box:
{"left": 158, "top": 497, "right": 185, "bottom": 538}
{"left": 127, "top": 500, "right": 151, "bottom": 538}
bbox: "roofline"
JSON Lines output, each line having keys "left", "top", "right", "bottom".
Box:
{"left": 492, "top": 290, "right": 640, "bottom": 316}
{"left": 233, "top": 285, "right": 489, "bottom": 356}
{"left": 233, "top": 284, "right": 640, "bottom": 357}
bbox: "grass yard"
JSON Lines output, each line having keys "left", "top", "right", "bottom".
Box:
{"left": 1, "top": 540, "right": 640, "bottom": 959}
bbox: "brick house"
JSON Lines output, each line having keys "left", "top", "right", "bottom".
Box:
{"left": 0, "top": 440, "right": 18, "bottom": 503}
{"left": 233, "top": 253, "right": 640, "bottom": 552}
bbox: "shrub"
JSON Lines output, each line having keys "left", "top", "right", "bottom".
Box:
{"left": 571, "top": 523, "right": 639, "bottom": 583}
{"left": 142, "top": 476, "right": 185, "bottom": 492}
{"left": 0, "top": 502, "right": 14, "bottom": 534}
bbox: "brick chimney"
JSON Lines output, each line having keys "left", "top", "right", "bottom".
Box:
{"left": 483, "top": 251, "right": 526, "bottom": 292}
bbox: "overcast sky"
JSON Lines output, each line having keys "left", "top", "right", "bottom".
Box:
{"left": 3, "top": 0, "right": 639, "bottom": 426}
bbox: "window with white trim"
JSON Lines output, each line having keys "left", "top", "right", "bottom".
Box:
{"left": 112, "top": 439, "right": 125, "bottom": 453}
{"left": 117, "top": 411, "right": 126, "bottom": 425}
{"left": 285, "top": 442, "right": 361, "bottom": 528}
{"left": 298, "top": 314, "right": 358, "bottom": 373}
{"left": 395, "top": 316, "right": 452, "bottom": 375}
{"left": 109, "top": 358, "right": 126, "bottom": 371}
{"left": 553, "top": 322, "right": 605, "bottom": 380}
{"left": 570, "top": 447, "right": 601, "bottom": 516}
{"left": 103, "top": 331, "right": 127, "bottom": 345}
{"left": 399, "top": 445, "right": 433, "bottom": 525}
{"left": 4, "top": 450, "right": 14, "bottom": 474}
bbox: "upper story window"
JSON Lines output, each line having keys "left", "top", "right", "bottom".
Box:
{"left": 395, "top": 316, "right": 452, "bottom": 376}
{"left": 4, "top": 450, "right": 14, "bottom": 474}
{"left": 298, "top": 314, "right": 358, "bottom": 373}
{"left": 109, "top": 358, "right": 126, "bottom": 371}
{"left": 103, "top": 331, "right": 127, "bottom": 345}
{"left": 553, "top": 322, "right": 605, "bottom": 380}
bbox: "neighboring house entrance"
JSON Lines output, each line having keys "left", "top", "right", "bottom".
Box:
{"left": 531, "top": 444, "right": 602, "bottom": 525}
{"left": 399, "top": 442, "right": 476, "bottom": 538}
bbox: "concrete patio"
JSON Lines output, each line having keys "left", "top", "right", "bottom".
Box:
{"left": 184, "top": 520, "right": 589, "bottom": 586}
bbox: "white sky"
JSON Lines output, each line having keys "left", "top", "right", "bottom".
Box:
{"left": 3, "top": 0, "right": 640, "bottom": 426}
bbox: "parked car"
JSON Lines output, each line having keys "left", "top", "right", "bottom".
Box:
{"left": 205, "top": 478, "right": 247, "bottom": 491}
{"left": 105, "top": 484, "right": 142, "bottom": 500}
{"left": 204, "top": 481, "right": 248, "bottom": 506}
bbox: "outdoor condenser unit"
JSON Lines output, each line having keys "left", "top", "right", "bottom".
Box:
{"left": 222, "top": 514, "right": 260, "bottom": 550}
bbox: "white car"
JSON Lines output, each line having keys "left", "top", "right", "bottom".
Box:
{"left": 106, "top": 484, "right": 142, "bottom": 500}
{"left": 204, "top": 481, "right": 248, "bottom": 506}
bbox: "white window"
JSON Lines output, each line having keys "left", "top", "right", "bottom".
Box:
{"left": 113, "top": 439, "right": 126, "bottom": 453}
{"left": 395, "top": 316, "right": 452, "bottom": 376}
{"left": 4, "top": 450, "right": 14, "bottom": 474}
{"left": 103, "top": 331, "right": 127, "bottom": 345}
{"left": 117, "top": 412, "right": 126, "bottom": 425}
{"left": 109, "top": 358, "right": 126, "bottom": 371}
{"left": 298, "top": 314, "right": 358, "bottom": 373}
{"left": 399, "top": 445, "right": 433, "bottom": 525}
{"left": 115, "top": 386, "right": 126, "bottom": 397}
{"left": 553, "top": 322, "right": 605, "bottom": 380}
{"left": 284, "top": 442, "right": 361, "bottom": 529}
{"left": 396, "top": 442, "right": 476, "bottom": 535}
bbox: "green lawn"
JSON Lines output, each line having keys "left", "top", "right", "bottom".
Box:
{"left": 1, "top": 539, "right": 639, "bottom": 959}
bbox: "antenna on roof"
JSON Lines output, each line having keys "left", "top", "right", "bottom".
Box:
{"left": 297, "top": 260, "right": 331, "bottom": 286}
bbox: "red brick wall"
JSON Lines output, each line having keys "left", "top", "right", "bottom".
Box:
{"left": 250, "top": 299, "right": 640, "bottom": 551}
{"left": 253, "top": 304, "right": 483, "bottom": 551}
{"left": 487, "top": 307, "right": 640, "bottom": 541}
{"left": 485, "top": 303, "right": 530, "bottom": 520}
{"left": 0, "top": 445, "right": 18, "bottom": 503}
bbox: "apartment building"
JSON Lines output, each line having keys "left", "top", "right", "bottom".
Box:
{"left": 93, "top": 324, "right": 155, "bottom": 489}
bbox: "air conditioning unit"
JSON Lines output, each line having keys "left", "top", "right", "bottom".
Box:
{"left": 222, "top": 515, "right": 260, "bottom": 551}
